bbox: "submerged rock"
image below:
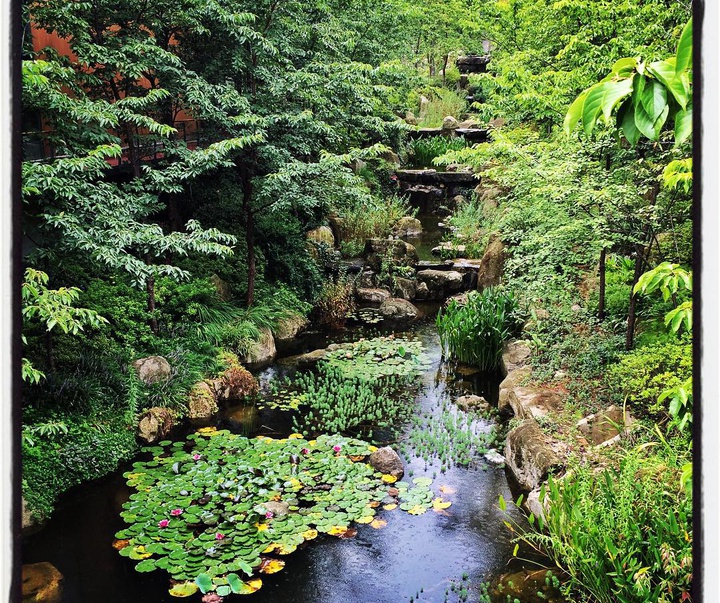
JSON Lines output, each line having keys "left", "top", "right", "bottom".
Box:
{"left": 131, "top": 355, "right": 171, "bottom": 385}
{"left": 22, "top": 562, "right": 63, "bottom": 603}
{"left": 504, "top": 420, "right": 562, "bottom": 491}
{"left": 368, "top": 446, "right": 404, "bottom": 479}
{"left": 137, "top": 407, "right": 175, "bottom": 444}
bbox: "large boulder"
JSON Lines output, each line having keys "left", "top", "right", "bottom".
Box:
{"left": 477, "top": 233, "right": 505, "bottom": 289}
{"left": 379, "top": 298, "right": 419, "bottom": 322}
{"left": 187, "top": 381, "right": 218, "bottom": 419}
{"left": 356, "top": 287, "right": 391, "bottom": 304}
{"left": 241, "top": 327, "right": 276, "bottom": 365}
{"left": 273, "top": 314, "right": 309, "bottom": 342}
{"left": 212, "top": 356, "right": 259, "bottom": 401}
{"left": 359, "top": 269, "right": 376, "bottom": 289}
{"left": 441, "top": 115, "right": 460, "bottom": 130}
{"left": 22, "top": 562, "right": 63, "bottom": 603}
{"left": 137, "top": 407, "right": 174, "bottom": 444}
{"left": 498, "top": 366, "right": 532, "bottom": 416}
{"left": 363, "top": 238, "right": 419, "bottom": 273}
{"left": 577, "top": 405, "right": 634, "bottom": 446}
{"left": 393, "top": 216, "right": 423, "bottom": 237}
{"left": 369, "top": 446, "right": 404, "bottom": 479}
{"left": 504, "top": 420, "right": 562, "bottom": 491}
{"left": 392, "top": 277, "right": 417, "bottom": 301}
{"left": 131, "top": 356, "right": 171, "bottom": 385}
{"left": 504, "top": 386, "right": 565, "bottom": 420}
{"left": 416, "top": 269, "right": 464, "bottom": 299}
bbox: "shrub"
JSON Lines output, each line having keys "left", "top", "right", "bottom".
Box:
{"left": 414, "top": 88, "right": 467, "bottom": 127}
{"left": 446, "top": 195, "right": 487, "bottom": 258}
{"left": 406, "top": 136, "right": 468, "bottom": 168}
{"left": 506, "top": 446, "right": 692, "bottom": 603}
{"left": 607, "top": 339, "right": 692, "bottom": 418}
{"left": 311, "top": 278, "right": 356, "bottom": 329}
{"left": 436, "top": 288, "right": 523, "bottom": 370}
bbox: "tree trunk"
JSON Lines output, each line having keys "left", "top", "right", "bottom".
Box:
{"left": 625, "top": 244, "right": 645, "bottom": 350}
{"left": 147, "top": 275, "right": 159, "bottom": 335}
{"left": 598, "top": 247, "right": 607, "bottom": 321}
{"left": 441, "top": 54, "right": 449, "bottom": 82}
{"left": 242, "top": 175, "right": 256, "bottom": 306}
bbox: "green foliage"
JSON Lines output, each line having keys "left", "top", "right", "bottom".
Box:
{"left": 659, "top": 377, "right": 693, "bottom": 433}
{"left": 634, "top": 262, "right": 692, "bottom": 335}
{"left": 311, "top": 278, "right": 356, "bottom": 329}
{"left": 116, "top": 431, "right": 435, "bottom": 596}
{"left": 607, "top": 339, "right": 692, "bottom": 418}
{"left": 437, "top": 289, "right": 522, "bottom": 370}
{"left": 446, "top": 196, "right": 488, "bottom": 259}
{"left": 406, "top": 136, "right": 468, "bottom": 168}
{"left": 506, "top": 445, "right": 692, "bottom": 603}
{"left": 415, "top": 88, "right": 467, "bottom": 127}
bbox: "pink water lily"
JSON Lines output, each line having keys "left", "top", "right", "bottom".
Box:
{"left": 265, "top": 511, "right": 274, "bottom": 519}
{"left": 215, "top": 533, "right": 225, "bottom": 540}
{"left": 170, "top": 508, "right": 183, "bottom": 516}
{"left": 301, "top": 448, "right": 310, "bottom": 455}
{"left": 333, "top": 445, "right": 342, "bottom": 453}
{"left": 192, "top": 454, "right": 201, "bottom": 460}
{"left": 158, "top": 519, "right": 170, "bottom": 528}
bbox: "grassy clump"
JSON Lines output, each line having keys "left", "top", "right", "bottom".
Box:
{"left": 415, "top": 88, "right": 467, "bottom": 127}
{"left": 436, "top": 289, "right": 522, "bottom": 370}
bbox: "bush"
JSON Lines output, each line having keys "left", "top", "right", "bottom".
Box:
{"left": 312, "top": 277, "right": 356, "bottom": 329}
{"left": 436, "top": 288, "right": 523, "bottom": 370}
{"left": 412, "top": 88, "right": 467, "bottom": 127}
{"left": 607, "top": 339, "right": 692, "bottom": 418}
{"left": 508, "top": 446, "right": 692, "bottom": 603}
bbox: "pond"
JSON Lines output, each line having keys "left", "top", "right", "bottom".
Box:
{"left": 23, "top": 313, "right": 560, "bottom": 603}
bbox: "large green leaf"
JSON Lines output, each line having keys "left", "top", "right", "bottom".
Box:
{"left": 647, "top": 59, "right": 689, "bottom": 110}
{"left": 676, "top": 18, "right": 693, "bottom": 75}
{"left": 674, "top": 105, "right": 692, "bottom": 146}
{"left": 641, "top": 79, "right": 668, "bottom": 123}
{"left": 581, "top": 78, "right": 633, "bottom": 136}
{"left": 611, "top": 57, "right": 639, "bottom": 77}
{"left": 195, "top": 573, "right": 214, "bottom": 594}
{"left": 632, "top": 81, "right": 668, "bottom": 140}
{"left": 617, "top": 101, "right": 640, "bottom": 146}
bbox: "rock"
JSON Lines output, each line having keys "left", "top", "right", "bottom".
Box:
{"left": 434, "top": 170, "right": 475, "bottom": 185}
{"left": 294, "top": 348, "right": 328, "bottom": 368}
{"left": 306, "top": 226, "right": 335, "bottom": 248}
{"left": 368, "top": 446, "right": 404, "bottom": 479}
{"left": 502, "top": 341, "right": 532, "bottom": 374}
{"left": 350, "top": 158, "right": 367, "bottom": 174}
{"left": 405, "top": 111, "right": 418, "bottom": 125}
{"left": 419, "top": 95, "right": 430, "bottom": 118}
{"left": 477, "top": 233, "right": 505, "bottom": 289}
{"left": 571, "top": 303, "right": 582, "bottom": 312}
{"left": 263, "top": 501, "right": 290, "bottom": 518}
{"left": 416, "top": 269, "right": 464, "bottom": 299}
{"left": 22, "top": 497, "right": 43, "bottom": 534}
{"left": 454, "top": 394, "right": 490, "bottom": 412}
{"left": 363, "top": 238, "right": 419, "bottom": 273}
{"left": 414, "top": 281, "right": 430, "bottom": 300}
{"left": 489, "top": 117, "right": 506, "bottom": 129}
{"left": 394, "top": 216, "right": 423, "bottom": 237}
{"left": 359, "top": 269, "right": 376, "bottom": 289}
{"left": 456, "top": 54, "right": 490, "bottom": 73}
{"left": 380, "top": 150, "right": 401, "bottom": 165}
{"left": 458, "top": 119, "right": 479, "bottom": 129}
{"left": 505, "top": 386, "right": 565, "bottom": 420}
{"left": 209, "top": 274, "right": 231, "bottom": 301}
{"left": 498, "top": 366, "right": 532, "bottom": 415}
{"left": 525, "top": 485, "right": 548, "bottom": 520}
{"left": 416, "top": 260, "right": 451, "bottom": 271}
{"left": 441, "top": 115, "right": 460, "bottom": 130}
{"left": 379, "top": 298, "right": 419, "bottom": 322}
{"left": 274, "top": 314, "right": 309, "bottom": 342}
{"left": 137, "top": 407, "right": 174, "bottom": 444}
{"left": 504, "top": 420, "right": 562, "bottom": 491}
{"left": 577, "top": 405, "right": 633, "bottom": 446}
{"left": 131, "top": 356, "right": 171, "bottom": 385}
{"left": 356, "top": 287, "right": 391, "bottom": 303}
{"left": 187, "top": 382, "right": 218, "bottom": 419}
{"left": 395, "top": 168, "right": 438, "bottom": 184}
{"left": 452, "top": 194, "right": 468, "bottom": 206}
{"left": 22, "top": 563, "right": 63, "bottom": 603}
{"left": 484, "top": 449, "right": 506, "bottom": 466}
{"left": 455, "top": 128, "right": 488, "bottom": 143}
{"left": 212, "top": 358, "right": 259, "bottom": 401}
{"left": 241, "top": 327, "right": 276, "bottom": 365}
{"left": 392, "top": 277, "right": 417, "bottom": 300}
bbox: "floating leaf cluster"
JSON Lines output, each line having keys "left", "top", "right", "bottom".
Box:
{"left": 402, "top": 403, "right": 497, "bottom": 471}
{"left": 116, "top": 429, "right": 437, "bottom": 597}
{"left": 347, "top": 307, "right": 384, "bottom": 324}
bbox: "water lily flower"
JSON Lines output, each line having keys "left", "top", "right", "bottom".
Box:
{"left": 215, "top": 533, "right": 225, "bottom": 540}
{"left": 192, "top": 454, "right": 201, "bottom": 460}
{"left": 301, "top": 448, "right": 310, "bottom": 455}
{"left": 333, "top": 445, "right": 342, "bottom": 453}
{"left": 170, "top": 508, "right": 183, "bottom": 516}
{"left": 265, "top": 511, "right": 274, "bottom": 519}
{"left": 158, "top": 519, "right": 170, "bottom": 528}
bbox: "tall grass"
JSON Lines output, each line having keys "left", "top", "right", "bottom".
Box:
{"left": 436, "top": 288, "right": 522, "bottom": 370}
{"left": 417, "top": 88, "right": 467, "bottom": 127}
{"left": 407, "top": 136, "right": 468, "bottom": 168}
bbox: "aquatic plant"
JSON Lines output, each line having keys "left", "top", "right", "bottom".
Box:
{"left": 436, "top": 289, "right": 522, "bottom": 370}
{"left": 407, "top": 136, "right": 468, "bottom": 168}
{"left": 116, "top": 430, "right": 440, "bottom": 597}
